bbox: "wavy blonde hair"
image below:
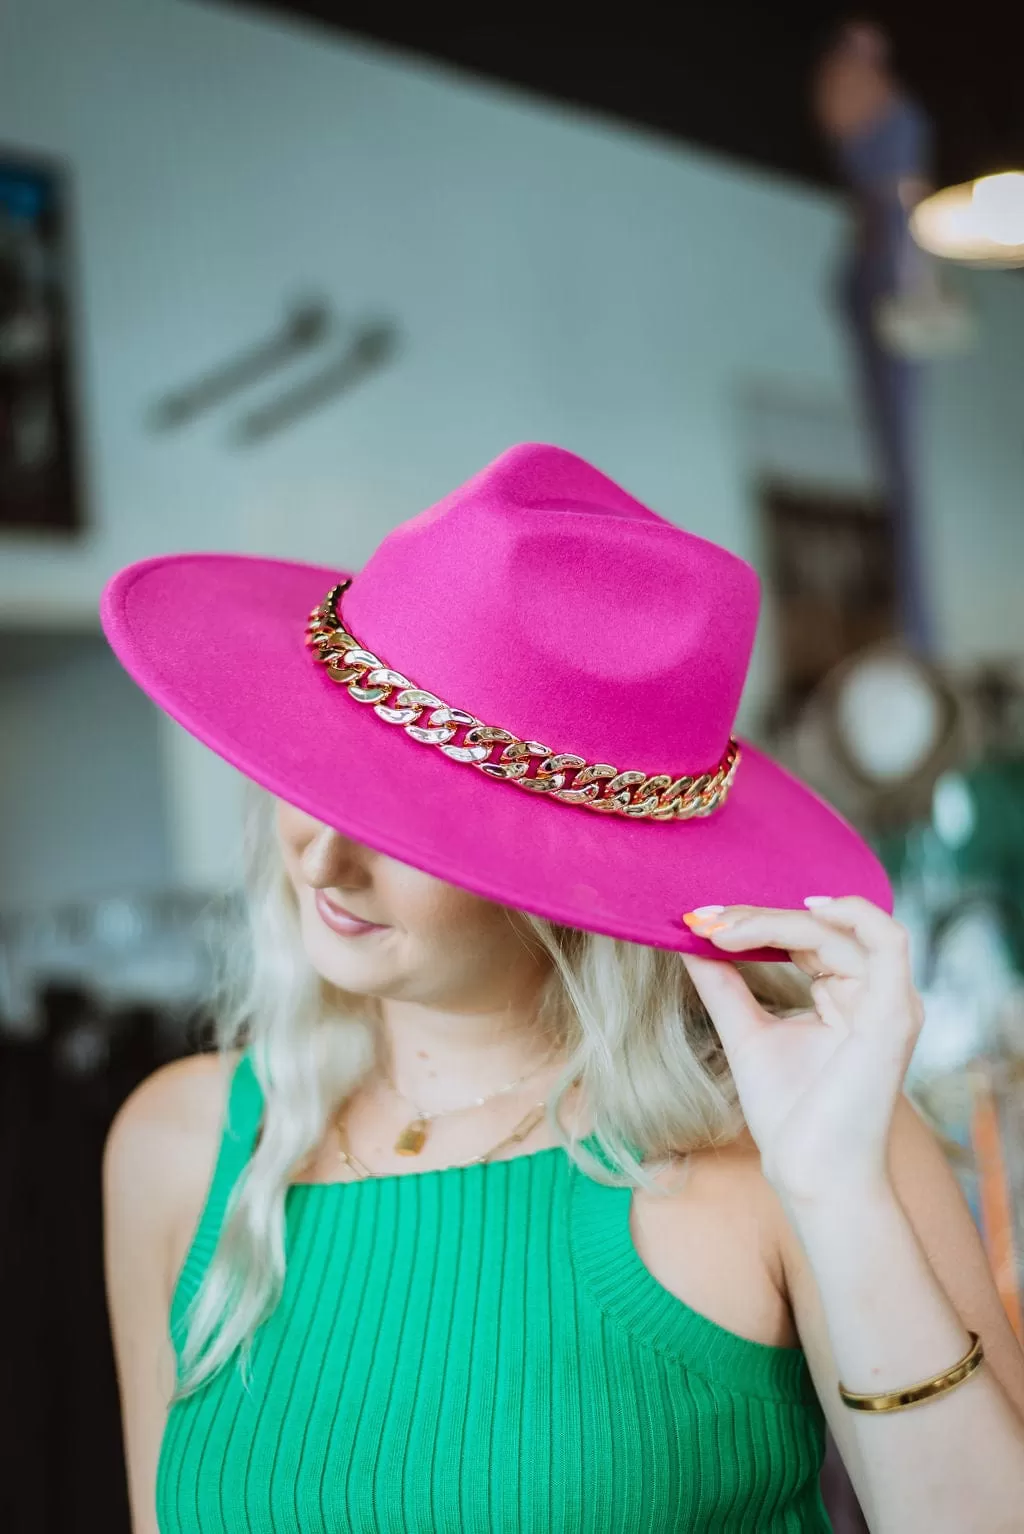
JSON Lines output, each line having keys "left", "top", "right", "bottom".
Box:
{"left": 173, "top": 789, "right": 809, "bottom": 1400}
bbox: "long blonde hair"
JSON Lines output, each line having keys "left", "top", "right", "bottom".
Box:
{"left": 173, "top": 790, "right": 808, "bottom": 1400}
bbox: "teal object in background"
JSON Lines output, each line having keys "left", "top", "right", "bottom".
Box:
{"left": 877, "top": 759, "right": 1024, "bottom": 976}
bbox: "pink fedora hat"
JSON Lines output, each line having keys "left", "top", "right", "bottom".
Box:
{"left": 100, "top": 443, "right": 891, "bottom": 961}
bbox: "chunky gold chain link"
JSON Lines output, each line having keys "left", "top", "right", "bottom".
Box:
{"left": 305, "top": 582, "right": 740, "bottom": 821}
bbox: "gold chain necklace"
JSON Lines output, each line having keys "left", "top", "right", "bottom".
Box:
{"left": 334, "top": 1100, "right": 552, "bottom": 1180}
{"left": 381, "top": 1044, "right": 561, "bottom": 1156}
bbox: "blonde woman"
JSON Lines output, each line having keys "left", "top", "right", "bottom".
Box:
{"left": 101, "top": 445, "right": 1024, "bottom": 1532}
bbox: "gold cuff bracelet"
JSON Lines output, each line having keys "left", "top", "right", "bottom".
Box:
{"left": 838, "top": 1331, "right": 984, "bottom": 1413}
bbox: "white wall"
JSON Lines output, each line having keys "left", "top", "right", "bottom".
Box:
{"left": 2, "top": 0, "right": 1023, "bottom": 892}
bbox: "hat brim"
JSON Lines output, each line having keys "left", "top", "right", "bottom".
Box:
{"left": 101, "top": 553, "right": 892, "bottom": 962}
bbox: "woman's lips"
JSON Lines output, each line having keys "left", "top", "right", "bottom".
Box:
{"left": 314, "top": 889, "right": 389, "bottom": 937}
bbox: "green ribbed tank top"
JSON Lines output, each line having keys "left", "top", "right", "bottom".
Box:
{"left": 156, "top": 1052, "right": 831, "bottom": 1532}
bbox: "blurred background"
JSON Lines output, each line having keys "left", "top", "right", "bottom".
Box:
{"left": 2, "top": 2, "right": 1023, "bottom": 1529}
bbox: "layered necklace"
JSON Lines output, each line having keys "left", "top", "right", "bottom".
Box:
{"left": 333, "top": 1043, "right": 571, "bottom": 1179}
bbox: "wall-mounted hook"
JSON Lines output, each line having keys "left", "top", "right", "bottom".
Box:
{"left": 147, "top": 299, "right": 332, "bottom": 430}
{"left": 229, "top": 319, "right": 399, "bottom": 445}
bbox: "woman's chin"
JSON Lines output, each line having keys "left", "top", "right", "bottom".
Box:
{"left": 300, "top": 912, "right": 396, "bottom": 996}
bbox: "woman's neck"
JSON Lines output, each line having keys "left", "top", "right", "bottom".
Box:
{"left": 375, "top": 994, "right": 565, "bottom": 1113}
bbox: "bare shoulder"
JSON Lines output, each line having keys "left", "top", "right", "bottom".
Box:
{"left": 101, "top": 1049, "right": 242, "bottom": 1534}
{"left": 107, "top": 1047, "right": 241, "bottom": 1141}
{"left": 632, "top": 1128, "right": 796, "bottom": 1348}
{"left": 659, "top": 1127, "right": 789, "bottom": 1282}
{"left": 103, "top": 1049, "right": 242, "bottom": 1297}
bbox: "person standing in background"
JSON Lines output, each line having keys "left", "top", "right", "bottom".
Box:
{"left": 813, "top": 20, "right": 967, "bottom": 657}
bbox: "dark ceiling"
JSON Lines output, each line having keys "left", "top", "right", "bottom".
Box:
{"left": 221, "top": 4, "right": 1022, "bottom": 190}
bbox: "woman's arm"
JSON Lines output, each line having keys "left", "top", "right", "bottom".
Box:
{"left": 102, "top": 1054, "right": 231, "bottom": 1533}
{"left": 682, "top": 896, "right": 1024, "bottom": 1534}
{"left": 779, "top": 1093, "right": 1024, "bottom": 1532}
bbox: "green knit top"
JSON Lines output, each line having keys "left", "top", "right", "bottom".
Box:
{"left": 156, "top": 1052, "right": 831, "bottom": 1532}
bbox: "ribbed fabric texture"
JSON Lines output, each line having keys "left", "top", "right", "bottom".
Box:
{"left": 156, "top": 1053, "right": 831, "bottom": 1532}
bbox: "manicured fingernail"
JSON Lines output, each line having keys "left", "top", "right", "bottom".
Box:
{"left": 804, "top": 896, "right": 834, "bottom": 907}
{"left": 683, "top": 914, "right": 729, "bottom": 936}
{"left": 682, "top": 908, "right": 725, "bottom": 930}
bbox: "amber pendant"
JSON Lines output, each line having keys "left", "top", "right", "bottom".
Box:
{"left": 394, "top": 1118, "right": 429, "bottom": 1156}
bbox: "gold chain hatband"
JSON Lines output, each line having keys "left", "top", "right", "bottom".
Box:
{"left": 305, "top": 582, "right": 740, "bottom": 821}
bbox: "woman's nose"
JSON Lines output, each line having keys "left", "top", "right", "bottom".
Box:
{"left": 299, "top": 825, "right": 372, "bottom": 890}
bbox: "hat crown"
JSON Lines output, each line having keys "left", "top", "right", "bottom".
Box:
{"left": 343, "top": 444, "right": 760, "bottom": 772}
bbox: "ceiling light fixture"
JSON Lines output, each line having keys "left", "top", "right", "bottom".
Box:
{"left": 910, "top": 171, "right": 1024, "bottom": 269}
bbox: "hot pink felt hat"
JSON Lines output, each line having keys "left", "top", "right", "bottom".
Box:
{"left": 100, "top": 443, "right": 891, "bottom": 961}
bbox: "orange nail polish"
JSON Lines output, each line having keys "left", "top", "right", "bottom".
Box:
{"left": 683, "top": 905, "right": 725, "bottom": 927}
{"left": 683, "top": 912, "right": 728, "bottom": 934}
